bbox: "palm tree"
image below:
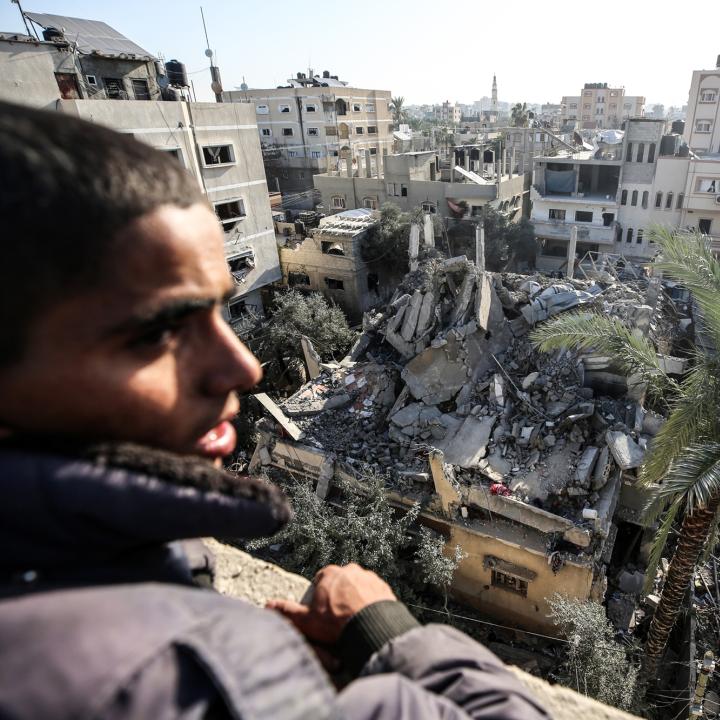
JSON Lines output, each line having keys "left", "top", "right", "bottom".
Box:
{"left": 391, "top": 96, "right": 406, "bottom": 127}
{"left": 530, "top": 227, "right": 720, "bottom": 686}
{"left": 511, "top": 102, "right": 529, "bottom": 128}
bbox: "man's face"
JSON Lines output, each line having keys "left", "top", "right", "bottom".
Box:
{"left": 0, "top": 203, "right": 262, "bottom": 459}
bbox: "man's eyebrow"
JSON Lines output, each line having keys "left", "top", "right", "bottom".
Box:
{"left": 107, "top": 295, "right": 232, "bottom": 336}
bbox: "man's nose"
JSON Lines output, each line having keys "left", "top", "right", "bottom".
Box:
{"left": 201, "top": 316, "right": 262, "bottom": 396}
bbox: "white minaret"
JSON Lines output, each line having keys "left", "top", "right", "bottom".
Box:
{"left": 491, "top": 73, "right": 498, "bottom": 114}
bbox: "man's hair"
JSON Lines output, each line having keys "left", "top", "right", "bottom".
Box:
{"left": 0, "top": 100, "right": 206, "bottom": 365}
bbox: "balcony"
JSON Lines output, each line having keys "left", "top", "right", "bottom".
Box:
{"left": 532, "top": 218, "right": 618, "bottom": 246}
{"left": 530, "top": 185, "right": 619, "bottom": 205}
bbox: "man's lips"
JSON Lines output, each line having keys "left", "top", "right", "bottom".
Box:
{"left": 194, "top": 420, "right": 237, "bottom": 458}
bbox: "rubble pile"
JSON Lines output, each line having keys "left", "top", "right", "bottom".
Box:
{"left": 269, "top": 256, "right": 674, "bottom": 531}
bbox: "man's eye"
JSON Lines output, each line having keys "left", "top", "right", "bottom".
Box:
{"left": 129, "top": 324, "right": 180, "bottom": 349}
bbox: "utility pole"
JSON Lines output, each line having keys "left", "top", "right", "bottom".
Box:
{"left": 689, "top": 650, "right": 715, "bottom": 718}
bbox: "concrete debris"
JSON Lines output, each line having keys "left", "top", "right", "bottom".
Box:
{"left": 606, "top": 430, "right": 645, "bottom": 470}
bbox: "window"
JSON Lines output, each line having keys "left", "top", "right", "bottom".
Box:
{"left": 491, "top": 570, "right": 527, "bottom": 597}
{"left": 288, "top": 150, "right": 298, "bottom": 157}
{"left": 256, "top": 104, "right": 269, "bottom": 114}
{"left": 102, "top": 77, "right": 124, "bottom": 99}
{"left": 696, "top": 120, "right": 712, "bottom": 133}
{"left": 569, "top": 103, "right": 577, "bottom": 109}
{"left": 624, "top": 103, "right": 631, "bottom": 109}
{"left": 700, "top": 90, "right": 718, "bottom": 103}
{"left": 625, "top": 143, "right": 633, "bottom": 162}
{"left": 636, "top": 143, "right": 645, "bottom": 163}
{"left": 282, "top": 128, "right": 294, "bottom": 136}
{"left": 54, "top": 73, "right": 80, "bottom": 99}
{"left": 331, "top": 196, "right": 346, "bottom": 209}
{"left": 400, "top": 184, "right": 408, "bottom": 197}
{"left": 214, "top": 199, "right": 246, "bottom": 230}
{"left": 325, "top": 126, "right": 337, "bottom": 136}
{"left": 307, "top": 127, "right": 319, "bottom": 136}
{"left": 422, "top": 202, "right": 436, "bottom": 213}
{"left": 626, "top": 228, "right": 634, "bottom": 243}
{"left": 325, "top": 278, "right": 344, "bottom": 290}
{"left": 642, "top": 190, "right": 649, "bottom": 209}
{"left": 621, "top": 189, "right": 628, "bottom": 205}
{"left": 278, "top": 104, "right": 291, "bottom": 113}
{"left": 356, "top": 126, "right": 364, "bottom": 135}
{"left": 311, "top": 150, "right": 322, "bottom": 158}
{"left": 227, "top": 252, "right": 254, "bottom": 278}
{"left": 162, "top": 148, "right": 183, "bottom": 164}
{"left": 86, "top": 74, "right": 97, "bottom": 86}
{"left": 368, "top": 126, "right": 377, "bottom": 134}
{"left": 321, "top": 241, "right": 345, "bottom": 256}
{"left": 677, "top": 193, "right": 684, "bottom": 209}
{"left": 648, "top": 143, "right": 656, "bottom": 163}
{"left": 288, "top": 271, "right": 310, "bottom": 287}
{"left": 227, "top": 300, "right": 247, "bottom": 320}
{"left": 630, "top": 190, "right": 638, "bottom": 206}
{"left": 131, "top": 78, "right": 150, "bottom": 100}
{"left": 699, "top": 219, "right": 713, "bottom": 235}
{"left": 548, "top": 208, "right": 566, "bottom": 220}
{"left": 665, "top": 192, "right": 673, "bottom": 209}
{"left": 352, "top": 103, "right": 361, "bottom": 112}
{"left": 637, "top": 229, "right": 644, "bottom": 244}
{"left": 363, "top": 197, "right": 378, "bottom": 209}
{"left": 202, "top": 144, "right": 235, "bottom": 166}
{"left": 575, "top": 211, "right": 593, "bottom": 222}
{"left": 655, "top": 191, "right": 663, "bottom": 208}
{"left": 366, "top": 103, "right": 375, "bottom": 112}
{"left": 261, "top": 127, "right": 272, "bottom": 137}
{"left": 696, "top": 178, "right": 718, "bottom": 193}
{"left": 305, "top": 104, "right": 317, "bottom": 112}
{"left": 583, "top": 103, "right": 591, "bottom": 110}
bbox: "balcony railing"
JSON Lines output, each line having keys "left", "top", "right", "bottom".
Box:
{"left": 532, "top": 218, "right": 617, "bottom": 245}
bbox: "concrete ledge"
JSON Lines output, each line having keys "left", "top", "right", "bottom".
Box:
{"left": 204, "top": 539, "right": 641, "bottom": 720}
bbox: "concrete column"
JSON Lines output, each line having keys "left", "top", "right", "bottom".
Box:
{"left": 345, "top": 155, "right": 353, "bottom": 178}
{"left": 409, "top": 224, "right": 420, "bottom": 272}
{"left": 376, "top": 148, "right": 383, "bottom": 178}
{"left": 475, "top": 224, "right": 485, "bottom": 271}
{"left": 464, "top": 150, "right": 470, "bottom": 172}
{"left": 423, "top": 213, "right": 434, "bottom": 247}
{"left": 365, "top": 149, "right": 372, "bottom": 178}
{"left": 566, "top": 225, "right": 578, "bottom": 279}
{"left": 510, "top": 149, "right": 516, "bottom": 179}
{"left": 502, "top": 149, "right": 507, "bottom": 178}
{"left": 326, "top": 155, "right": 333, "bottom": 174}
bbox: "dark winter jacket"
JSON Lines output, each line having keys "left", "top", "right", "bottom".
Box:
{"left": 0, "top": 444, "right": 549, "bottom": 720}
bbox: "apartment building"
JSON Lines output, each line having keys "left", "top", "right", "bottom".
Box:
{"left": 223, "top": 72, "right": 393, "bottom": 198}
{"left": 433, "top": 100, "right": 462, "bottom": 125}
{"left": 0, "top": 14, "right": 281, "bottom": 315}
{"left": 684, "top": 55, "right": 720, "bottom": 154}
{"left": 560, "top": 84, "right": 645, "bottom": 130}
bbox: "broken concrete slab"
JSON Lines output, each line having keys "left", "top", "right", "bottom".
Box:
{"left": 254, "top": 393, "right": 303, "bottom": 441}
{"left": 656, "top": 354, "right": 688, "bottom": 375}
{"left": 429, "top": 450, "right": 460, "bottom": 516}
{"left": 415, "top": 290, "right": 436, "bottom": 338}
{"left": 300, "top": 335, "right": 322, "bottom": 380}
{"left": 475, "top": 271, "right": 505, "bottom": 333}
{"left": 606, "top": 430, "right": 645, "bottom": 470}
{"left": 391, "top": 402, "right": 422, "bottom": 427}
{"left": 590, "top": 446, "right": 611, "bottom": 491}
{"left": 400, "top": 290, "right": 424, "bottom": 342}
{"left": 434, "top": 415, "right": 496, "bottom": 468}
{"left": 452, "top": 270, "right": 477, "bottom": 326}
{"left": 402, "top": 335, "right": 468, "bottom": 405}
{"left": 575, "top": 446, "right": 600, "bottom": 487}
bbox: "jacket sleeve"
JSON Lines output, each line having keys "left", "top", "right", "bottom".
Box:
{"left": 336, "top": 601, "right": 549, "bottom": 720}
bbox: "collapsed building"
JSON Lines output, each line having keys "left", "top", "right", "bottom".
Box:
{"left": 250, "top": 256, "right": 683, "bottom": 633}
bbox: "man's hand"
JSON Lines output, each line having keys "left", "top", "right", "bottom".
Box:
{"left": 266, "top": 563, "right": 396, "bottom": 646}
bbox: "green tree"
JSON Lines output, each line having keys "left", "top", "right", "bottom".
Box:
{"left": 530, "top": 228, "right": 720, "bottom": 685}
{"left": 391, "top": 96, "right": 406, "bottom": 127}
{"left": 510, "top": 102, "right": 529, "bottom": 128}
{"left": 548, "top": 595, "right": 640, "bottom": 712}
{"left": 446, "top": 206, "right": 518, "bottom": 271}
{"left": 506, "top": 217, "right": 537, "bottom": 270}
{"left": 361, "top": 202, "right": 413, "bottom": 274}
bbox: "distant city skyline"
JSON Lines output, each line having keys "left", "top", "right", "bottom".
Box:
{"left": 0, "top": 0, "right": 715, "bottom": 109}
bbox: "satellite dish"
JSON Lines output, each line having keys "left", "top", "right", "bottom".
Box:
{"left": 204, "top": 48, "right": 213, "bottom": 58}
{"left": 240, "top": 82, "right": 248, "bottom": 91}
{"left": 211, "top": 81, "right": 223, "bottom": 94}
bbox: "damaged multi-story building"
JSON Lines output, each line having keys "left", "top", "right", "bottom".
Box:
{"left": 223, "top": 72, "right": 393, "bottom": 199}
{"left": 560, "top": 83, "right": 645, "bottom": 130}
{"left": 0, "top": 11, "right": 281, "bottom": 315}
{"left": 250, "top": 250, "right": 680, "bottom": 633}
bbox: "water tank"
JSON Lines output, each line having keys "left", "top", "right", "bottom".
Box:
{"left": 165, "top": 60, "right": 188, "bottom": 88}
{"left": 42, "top": 27, "right": 64, "bottom": 42}
{"left": 323, "top": 70, "right": 330, "bottom": 78}
{"left": 717, "top": 54, "right": 720, "bottom": 68}
{"left": 660, "top": 134, "right": 679, "bottom": 157}
{"left": 671, "top": 119, "right": 685, "bottom": 135}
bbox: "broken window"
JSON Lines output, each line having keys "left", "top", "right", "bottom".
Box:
{"left": 278, "top": 104, "right": 291, "bottom": 113}
{"left": 655, "top": 191, "right": 663, "bottom": 208}
{"left": 321, "top": 241, "right": 345, "bottom": 256}
{"left": 227, "top": 300, "right": 247, "bottom": 320}
{"left": 311, "top": 150, "right": 322, "bottom": 158}
{"left": 162, "top": 148, "right": 183, "bottom": 164}
{"left": 261, "top": 127, "right": 272, "bottom": 136}
{"left": 636, "top": 143, "right": 644, "bottom": 163}
{"left": 368, "top": 126, "right": 377, "bottom": 134}
{"left": 86, "top": 74, "right": 97, "bottom": 87}
{"left": 620, "top": 190, "right": 628, "bottom": 205}
{"left": 256, "top": 104, "right": 269, "bottom": 114}
{"left": 331, "top": 196, "right": 346, "bottom": 209}
{"left": 631, "top": 190, "right": 638, "bottom": 206}
{"left": 366, "top": 103, "right": 375, "bottom": 112}
{"left": 214, "top": 199, "right": 246, "bottom": 231}
{"left": 696, "top": 178, "right": 718, "bottom": 192}
{"left": 307, "top": 127, "right": 319, "bottom": 136}
{"left": 665, "top": 192, "right": 673, "bottom": 209}
{"left": 54, "top": 72, "right": 80, "bottom": 99}
{"left": 699, "top": 218, "right": 712, "bottom": 234}
{"left": 202, "top": 144, "right": 235, "bottom": 165}
{"left": 305, "top": 104, "right": 317, "bottom": 112}
{"left": 491, "top": 570, "right": 528, "bottom": 598}
{"left": 696, "top": 120, "right": 712, "bottom": 133}
{"left": 647, "top": 143, "right": 656, "bottom": 163}
{"left": 677, "top": 193, "right": 684, "bottom": 209}
{"left": 602, "top": 212, "right": 614, "bottom": 226}
{"left": 641, "top": 191, "right": 649, "bottom": 209}
{"left": 103, "top": 77, "right": 125, "bottom": 99}
{"left": 288, "top": 150, "right": 298, "bottom": 157}
{"left": 335, "top": 99, "right": 347, "bottom": 116}
{"left": 352, "top": 103, "right": 361, "bottom": 112}
{"left": 288, "top": 271, "right": 310, "bottom": 287}
{"left": 626, "top": 228, "right": 634, "bottom": 243}
{"left": 637, "top": 229, "right": 644, "bottom": 244}
{"left": 575, "top": 211, "right": 593, "bottom": 222}
{"left": 131, "top": 78, "right": 150, "bottom": 100}
{"left": 422, "top": 202, "right": 436, "bottom": 214}
{"left": 363, "top": 197, "right": 377, "bottom": 209}
{"left": 625, "top": 142, "right": 633, "bottom": 162}
{"left": 227, "top": 251, "right": 255, "bottom": 281}
{"left": 401, "top": 184, "right": 408, "bottom": 197}
{"left": 548, "top": 208, "right": 566, "bottom": 220}
{"left": 282, "top": 128, "right": 294, "bottom": 136}
{"left": 324, "top": 277, "right": 344, "bottom": 290}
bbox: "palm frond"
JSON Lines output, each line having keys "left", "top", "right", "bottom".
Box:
{"left": 699, "top": 507, "right": 720, "bottom": 565}
{"left": 643, "top": 496, "right": 683, "bottom": 593}
{"left": 641, "top": 361, "right": 720, "bottom": 485}
{"left": 650, "top": 226, "right": 720, "bottom": 346}
{"left": 530, "top": 311, "right": 678, "bottom": 399}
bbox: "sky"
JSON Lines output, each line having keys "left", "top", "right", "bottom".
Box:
{"left": 2, "top": 0, "right": 718, "bottom": 108}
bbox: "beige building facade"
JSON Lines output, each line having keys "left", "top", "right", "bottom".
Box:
{"left": 683, "top": 56, "right": 720, "bottom": 154}
{"left": 224, "top": 73, "right": 392, "bottom": 198}
{"left": 560, "top": 84, "right": 645, "bottom": 130}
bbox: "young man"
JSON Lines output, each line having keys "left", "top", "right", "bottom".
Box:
{"left": 0, "top": 101, "right": 548, "bottom": 720}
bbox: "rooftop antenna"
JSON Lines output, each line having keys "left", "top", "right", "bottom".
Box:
{"left": 200, "top": 6, "right": 223, "bottom": 102}
{"left": 11, "top": 0, "right": 38, "bottom": 40}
